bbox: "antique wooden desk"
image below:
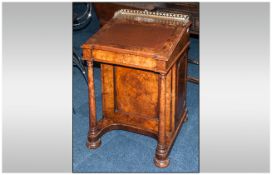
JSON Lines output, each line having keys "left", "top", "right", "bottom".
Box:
{"left": 82, "top": 9, "right": 191, "bottom": 168}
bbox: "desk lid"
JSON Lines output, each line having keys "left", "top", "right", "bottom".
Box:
{"left": 82, "top": 9, "right": 191, "bottom": 61}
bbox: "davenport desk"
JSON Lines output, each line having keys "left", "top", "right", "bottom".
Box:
{"left": 82, "top": 9, "right": 191, "bottom": 168}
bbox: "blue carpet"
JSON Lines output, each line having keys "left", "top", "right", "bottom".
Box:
{"left": 73, "top": 7, "right": 199, "bottom": 173}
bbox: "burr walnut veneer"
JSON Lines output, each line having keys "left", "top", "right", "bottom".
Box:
{"left": 82, "top": 9, "right": 191, "bottom": 168}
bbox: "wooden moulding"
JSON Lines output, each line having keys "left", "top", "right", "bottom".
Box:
{"left": 82, "top": 44, "right": 190, "bottom": 74}
{"left": 93, "top": 49, "right": 157, "bottom": 71}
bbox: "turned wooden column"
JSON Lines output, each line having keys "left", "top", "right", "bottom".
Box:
{"left": 86, "top": 60, "right": 101, "bottom": 149}
{"left": 154, "top": 73, "right": 169, "bottom": 168}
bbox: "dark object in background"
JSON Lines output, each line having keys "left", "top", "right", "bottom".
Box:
{"left": 72, "top": 2, "right": 93, "bottom": 84}
{"left": 72, "top": 3, "right": 93, "bottom": 114}
{"left": 73, "top": 3, "right": 93, "bottom": 31}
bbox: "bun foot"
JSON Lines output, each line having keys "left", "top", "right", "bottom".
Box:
{"left": 154, "top": 157, "right": 170, "bottom": 168}
{"left": 86, "top": 138, "right": 101, "bottom": 149}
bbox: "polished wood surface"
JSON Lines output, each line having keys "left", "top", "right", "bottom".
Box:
{"left": 85, "top": 19, "right": 189, "bottom": 61}
{"left": 115, "top": 66, "right": 159, "bottom": 118}
{"left": 82, "top": 10, "right": 190, "bottom": 168}
{"left": 86, "top": 60, "right": 101, "bottom": 149}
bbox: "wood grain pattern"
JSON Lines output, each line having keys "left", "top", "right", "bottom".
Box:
{"left": 84, "top": 17, "right": 191, "bottom": 61}
{"left": 154, "top": 73, "right": 169, "bottom": 168}
{"left": 93, "top": 49, "right": 157, "bottom": 71}
{"left": 176, "top": 52, "right": 188, "bottom": 126}
{"left": 86, "top": 60, "right": 101, "bottom": 149}
{"left": 165, "top": 69, "right": 172, "bottom": 132}
{"left": 115, "top": 66, "right": 159, "bottom": 118}
{"left": 101, "top": 64, "right": 115, "bottom": 117}
{"left": 83, "top": 9, "right": 191, "bottom": 168}
{"left": 171, "top": 63, "right": 177, "bottom": 132}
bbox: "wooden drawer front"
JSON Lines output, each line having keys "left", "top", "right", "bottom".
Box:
{"left": 93, "top": 49, "right": 157, "bottom": 71}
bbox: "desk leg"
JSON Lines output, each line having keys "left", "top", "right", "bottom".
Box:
{"left": 86, "top": 60, "right": 101, "bottom": 149}
{"left": 154, "top": 73, "right": 170, "bottom": 168}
